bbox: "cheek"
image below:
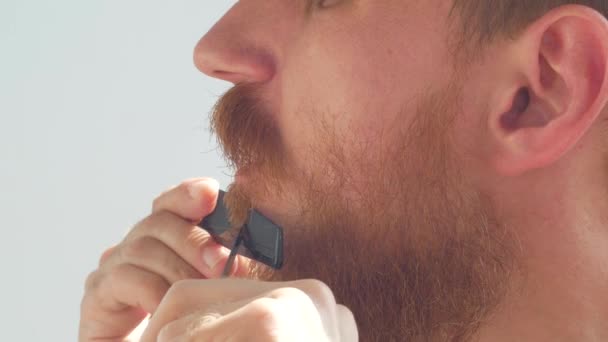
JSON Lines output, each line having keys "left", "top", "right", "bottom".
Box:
{"left": 279, "top": 45, "right": 402, "bottom": 171}
{"left": 279, "top": 13, "right": 452, "bottom": 158}
{"left": 276, "top": 2, "right": 456, "bottom": 187}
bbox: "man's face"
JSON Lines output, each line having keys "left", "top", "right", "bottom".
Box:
{"left": 196, "top": 1, "right": 516, "bottom": 340}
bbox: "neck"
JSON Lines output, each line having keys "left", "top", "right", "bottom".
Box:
{"left": 477, "top": 163, "right": 608, "bottom": 341}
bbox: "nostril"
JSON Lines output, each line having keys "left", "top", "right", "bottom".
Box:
{"left": 193, "top": 38, "right": 275, "bottom": 84}
{"left": 212, "top": 70, "right": 250, "bottom": 83}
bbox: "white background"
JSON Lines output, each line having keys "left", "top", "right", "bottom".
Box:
{"left": 0, "top": 1, "right": 236, "bottom": 340}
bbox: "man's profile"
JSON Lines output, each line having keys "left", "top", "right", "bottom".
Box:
{"left": 79, "top": 1, "right": 608, "bottom": 341}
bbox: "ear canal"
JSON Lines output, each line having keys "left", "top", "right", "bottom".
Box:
{"left": 500, "top": 88, "right": 531, "bottom": 131}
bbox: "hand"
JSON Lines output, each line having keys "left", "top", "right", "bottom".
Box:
{"left": 140, "top": 278, "right": 358, "bottom": 342}
{"left": 79, "top": 178, "right": 249, "bottom": 342}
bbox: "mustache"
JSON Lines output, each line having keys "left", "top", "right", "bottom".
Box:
{"left": 210, "top": 84, "right": 287, "bottom": 182}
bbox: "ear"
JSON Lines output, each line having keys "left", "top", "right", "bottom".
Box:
{"left": 488, "top": 5, "right": 608, "bottom": 176}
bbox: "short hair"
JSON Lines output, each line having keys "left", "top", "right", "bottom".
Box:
{"left": 451, "top": 1, "right": 608, "bottom": 48}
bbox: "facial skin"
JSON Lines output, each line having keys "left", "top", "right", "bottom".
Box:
{"left": 195, "top": 1, "right": 608, "bottom": 341}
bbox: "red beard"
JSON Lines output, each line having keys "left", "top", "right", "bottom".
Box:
{"left": 211, "top": 83, "right": 518, "bottom": 341}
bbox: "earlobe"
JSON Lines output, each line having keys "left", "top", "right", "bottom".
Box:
{"left": 490, "top": 5, "right": 608, "bottom": 176}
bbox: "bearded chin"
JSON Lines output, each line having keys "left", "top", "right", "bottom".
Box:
{"left": 212, "top": 84, "right": 518, "bottom": 342}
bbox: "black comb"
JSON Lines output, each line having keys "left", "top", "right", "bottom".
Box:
{"left": 198, "top": 190, "right": 284, "bottom": 270}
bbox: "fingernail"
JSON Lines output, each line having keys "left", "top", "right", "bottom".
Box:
{"left": 203, "top": 245, "right": 230, "bottom": 271}
{"left": 187, "top": 178, "right": 219, "bottom": 199}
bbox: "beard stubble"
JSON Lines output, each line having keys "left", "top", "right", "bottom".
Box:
{"left": 210, "top": 83, "right": 517, "bottom": 342}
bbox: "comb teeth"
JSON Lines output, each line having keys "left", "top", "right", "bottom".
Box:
{"left": 221, "top": 227, "right": 245, "bottom": 278}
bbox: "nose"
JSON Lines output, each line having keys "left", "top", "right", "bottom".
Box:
{"left": 193, "top": 5, "right": 276, "bottom": 84}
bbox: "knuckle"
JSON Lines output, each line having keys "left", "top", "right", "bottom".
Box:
{"left": 295, "top": 279, "right": 337, "bottom": 306}
{"left": 245, "top": 298, "right": 291, "bottom": 340}
{"left": 84, "top": 270, "right": 102, "bottom": 291}
{"left": 151, "top": 195, "right": 163, "bottom": 212}
{"left": 246, "top": 297, "right": 283, "bottom": 325}
{"left": 174, "top": 278, "right": 199, "bottom": 289}
{"left": 157, "top": 322, "right": 180, "bottom": 342}
{"left": 152, "top": 195, "right": 167, "bottom": 213}
{"left": 121, "top": 236, "right": 156, "bottom": 260}
{"left": 107, "top": 263, "right": 130, "bottom": 282}
{"left": 173, "top": 264, "right": 198, "bottom": 282}
{"left": 337, "top": 304, "right": 356, "bottom": 323}
{"left": 178, "top": 179, "right": 196, "bottom": 190}
{"left": 180, "top": 177, "right": 212, "bottom": 190}
{"left": 133, "top": 211, "right": 175, "bottom": 235}
{"left": 148, "top": 210, "right": 175, "bottom": 225}
{"left": 109, "top": 264, "right": 168, "bottom": 307}
{"left": 182, "top": 312, "right": 223, "bottom": 339}
{"left": 336, "top": 304, "right": 359, "bottom": 341}
{"left": 130, "top": 215, "right": 153, "bottom": 237}
{"left": 98, "top": 246, "right": 116, "bottom": 266}
{"left": 144, "top": 282, "right": 169, "bottom": 310}
{"left": 156, "top": 210, "right": 180, "bottom": 226}
{"left": 268, "top": 287, "right": 311, "bottom": 303}
{"left": 140, "top": 274, "right": 171, "bottom": 306}
{"left": 164, "top": 279, "right": 196, "bottom": 302}
{"left": 151, "top": 186, "right": 176, "bottom": 212}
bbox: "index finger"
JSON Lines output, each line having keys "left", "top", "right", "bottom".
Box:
{"left": 152, "top": 178, "right": 220, "bottom": 222}
{"left": 127, "top": 178, "right": 249, "bottom": 278}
